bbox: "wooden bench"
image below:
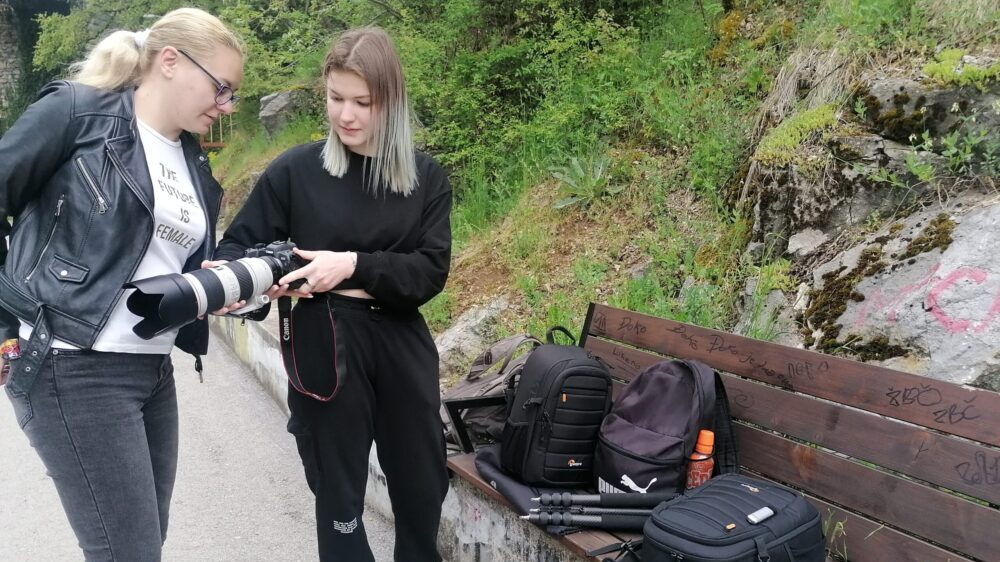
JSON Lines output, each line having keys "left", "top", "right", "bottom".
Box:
{"left": 445, "top": 303, "right": 1000, "bottom": 561}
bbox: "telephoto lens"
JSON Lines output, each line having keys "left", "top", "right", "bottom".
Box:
{"left": 126, "top": 241, "right": 305, "bottom": 339}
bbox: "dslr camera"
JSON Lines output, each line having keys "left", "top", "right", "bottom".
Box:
{"left": 126, "top": 241, "right": 306, "bottom": 339}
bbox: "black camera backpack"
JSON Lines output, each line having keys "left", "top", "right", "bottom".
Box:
{"left": 500, "top": 329, "right": 611, "bottom": 487}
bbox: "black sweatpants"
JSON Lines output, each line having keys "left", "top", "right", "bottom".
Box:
{"left": 284, "top": 293, "right": 449, "bottom": 562}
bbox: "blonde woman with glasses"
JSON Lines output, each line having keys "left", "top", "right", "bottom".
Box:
{"left": 0, "top": 8, "right": 243, "bottom": 561}
{"left": 215, "top": 26, "right": 452, "bottom": 562}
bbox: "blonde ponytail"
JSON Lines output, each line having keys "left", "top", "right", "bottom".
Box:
{"left": 68, "top": 30, "right": 144, "bottom": 90}
{"left": 70, "top": 8, "right": 244, "bottom": 91}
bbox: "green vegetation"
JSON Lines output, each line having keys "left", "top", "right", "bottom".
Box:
{"left": 923, "top": 49, "right": 1000, "bottom": 91}
{"left": 755, "top": 104, "right": 838, "bottom": 167}
{"left": 13, "top": 0, "right": 999, "bottom": 347}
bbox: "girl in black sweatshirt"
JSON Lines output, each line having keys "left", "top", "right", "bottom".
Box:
{"left": 215, "top": 27, "right": 451, "bottom": 562}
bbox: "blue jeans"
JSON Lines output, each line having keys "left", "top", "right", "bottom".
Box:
{"left": 4, "top": 347, "right": 178, "bottom": 562}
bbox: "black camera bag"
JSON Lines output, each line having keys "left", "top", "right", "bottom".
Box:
{"left": 500, "top": 329, "right": 611, "bottom": 487}
{"left": 642, "top": 473, "right": 825, "bottom": 562}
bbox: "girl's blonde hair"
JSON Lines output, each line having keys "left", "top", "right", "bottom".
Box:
{"left": 70, "top": 7, "right": 244, "bottom": 92}
{"left": 321, "top": 27, "right": 417, "bottom": 196}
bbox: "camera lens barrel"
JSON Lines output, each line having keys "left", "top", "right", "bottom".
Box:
{"left": 126, "top": 255, "right": 284, "bottom": 339}
{"left": 182, "top": 257, "right": 276, "bottom": 316}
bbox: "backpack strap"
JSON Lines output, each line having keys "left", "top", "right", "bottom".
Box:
{"left": 545, "top": 325, "right": 576, "bottom": 345}
{"left": 685, "top": 359, "right": 739, "bottom": 475}
{"left": 712, "top": 371, "right": 740, "bottom": 474}
{"left": 467, "top": 334, "right": 541, "bottom": 380}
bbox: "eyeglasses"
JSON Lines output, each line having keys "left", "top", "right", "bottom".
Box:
{"left": 177, "top": 49, "right": 240, "bottom": 107}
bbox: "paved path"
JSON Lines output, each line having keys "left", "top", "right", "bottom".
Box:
{"left": 0, "top": 336, "right": 394, "bottom": 561}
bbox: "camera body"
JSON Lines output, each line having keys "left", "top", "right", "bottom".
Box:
{"left": 126, "top": 241, "right": 307, "bottom": 339}
{"left": 243, "top": 241, "right": 307, "bottom": 291}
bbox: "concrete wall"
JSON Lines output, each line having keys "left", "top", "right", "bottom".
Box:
{"left": 210, "top": 314, "right": 588, "bottom": 562}
{"left": 0, "top": 3, "right": 21, "bottom": 114}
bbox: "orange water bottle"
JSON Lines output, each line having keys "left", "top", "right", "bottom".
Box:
{"left": 685, "top": 429, "right": 715, "bottom": 490}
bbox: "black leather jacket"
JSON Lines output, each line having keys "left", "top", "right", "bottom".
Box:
{"left": 0, "top": 81, "right": 222, "bottom": 355}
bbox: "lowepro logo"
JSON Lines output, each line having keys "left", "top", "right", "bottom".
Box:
{"left": 568, "top": 459, "right": 583, "bottom": 467}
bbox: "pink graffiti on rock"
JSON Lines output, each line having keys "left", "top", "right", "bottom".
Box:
{"left": 925, "top": 266, "right": 1000, "bottom": 334}
{"left": 851, "top": 263, "right": 1000, "bottom": 334}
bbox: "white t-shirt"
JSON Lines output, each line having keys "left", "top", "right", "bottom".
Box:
{"left": 21, "top": 119, "right": 207, "bottom": 353}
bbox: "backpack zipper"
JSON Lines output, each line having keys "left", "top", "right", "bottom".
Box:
{"left": 25, "top": 195, "right": 65, "bottom": 282}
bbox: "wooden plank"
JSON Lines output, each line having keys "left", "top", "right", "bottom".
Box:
{"left": 446, "top": 454, "right": 621, "bottom": 561}
{"left": 743, "top": 470, "right": 975, "bottom": 562}
{"left": 735, "top": 425, "right": 999, "bottom": 561}
{"left": 585, "top": 335, "right": 663, "bottom": 381}
{"left": 585, "top": 303, "right": 1000, "bottom": 447}
{"left": 726, "top": 375, "right": 1000, "bottom": 505}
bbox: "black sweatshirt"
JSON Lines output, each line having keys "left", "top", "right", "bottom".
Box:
{"left": 215, "top": 142, "right": 452, "bottom": 310}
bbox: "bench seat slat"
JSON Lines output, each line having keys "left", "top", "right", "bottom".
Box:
{"left": 446, "top": 453, "right": 627, "bottom": 561}
{"left": 725, "top": 375, "right": 1000, "bottom": 505}
{"left": 586, "top": 304, "right": 1000, "bottom": 447}
{"left": 736, "top": 425, "right": 998, "bottom": 561}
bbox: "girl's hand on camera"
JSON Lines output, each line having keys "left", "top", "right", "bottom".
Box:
{"left": 278, "top": 249, "right": 357, "bottom": 296}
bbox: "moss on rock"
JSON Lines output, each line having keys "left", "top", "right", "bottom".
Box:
{"left": 900, "top": 213, "right": 955, "bottom": 259}
{"left": 756, "top": 104, "right": 838, "bottom": 167}
{"left": 844, "top": 334, "right": 911, "bottom": 362}
{"left": 923, "top": 49, "right": 1000, "bottom": 90}
{"left": 801, "top": 245, "right": 887, "bottom": 353}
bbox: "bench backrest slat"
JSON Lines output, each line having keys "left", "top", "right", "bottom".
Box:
{"left": 585, "top": 304, "right": 1000, "bottom": 446}
{"left": 737, "top": 425, "right": 998, "bottom": 561}
{"left": 725, "top": 375, "right": 1000, "bottom": 505}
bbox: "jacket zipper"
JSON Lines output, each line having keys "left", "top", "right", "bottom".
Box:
{"left": 75, "top": 157, "right": 109, "bottom": 213}
{"left": 192, "top": 153, "right": 214, "bottom": 264}
{"left": 25, "top": 195, "right": 65, "bottom": 282}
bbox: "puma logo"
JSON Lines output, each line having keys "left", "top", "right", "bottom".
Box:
{"left": 621, "top": 474, "right": 657, "bottom": 493}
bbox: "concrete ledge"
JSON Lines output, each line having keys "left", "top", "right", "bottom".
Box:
{"left": 440, "top": 477, "right": 590, "bottom": 562}
{"left": 210, "top": 315, "right": 585, "bottom": 561}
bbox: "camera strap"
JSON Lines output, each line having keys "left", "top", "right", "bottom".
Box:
{"left": 277, "top": 296, "right": 343, "bottom": 402}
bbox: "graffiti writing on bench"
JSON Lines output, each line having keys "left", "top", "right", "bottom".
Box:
{"left": 933, "top": 397, "right": 980, "bottom": 425}
{"left": 786, "top": 360, "right": 829, "bottom": 382}
{"left": 886, "top": 384, "right": 943, "bottom": 407}
{"left": 731, "top": 390, "right": 755, "bottom": 410}
{"left": 612, "top": 346, "right": 642, "bottom": 372}
{"left": 886, "top": 386, "right": 980, "bottom": 425}
{"left": 668, "top": 325, "right": 699, "bottom": 350}
{"left": 617, "top": 316, "right": 647, "bottom": 338}
{"left": 955, "top": 451, "right": 999, "bottom": 486}
{"left": 702, "top": 334, "right": 789, "bottom": 386}
{"left": 593, "top": 312, "right": 607, "bottom": 334}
